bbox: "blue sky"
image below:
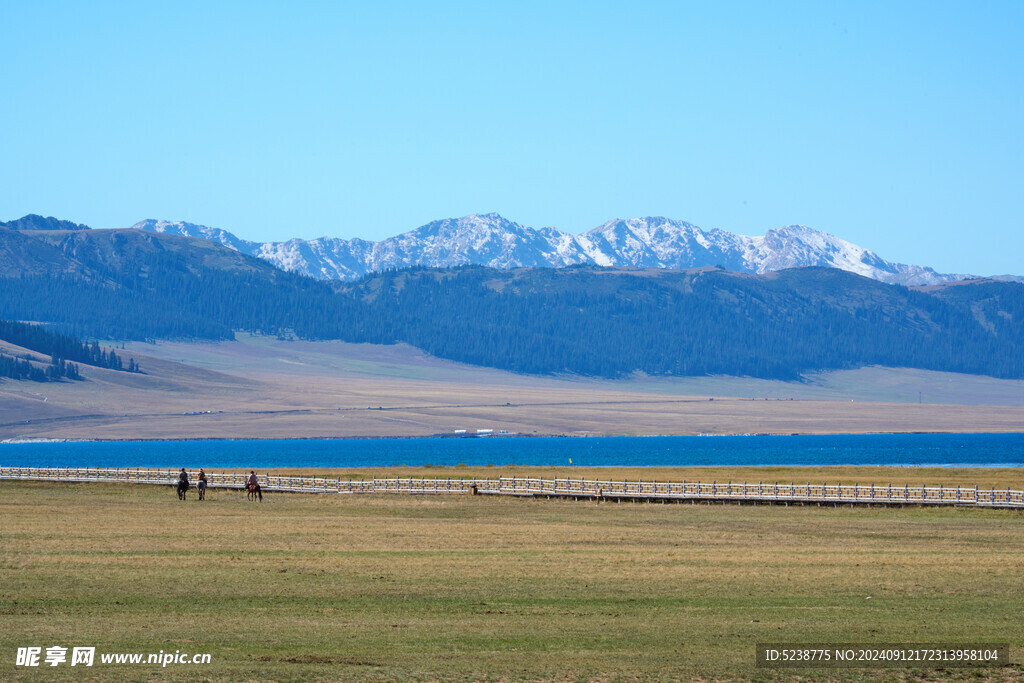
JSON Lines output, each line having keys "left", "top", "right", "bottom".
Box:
{"left": 2, "top": 1, "right": 1021, "bottom": 275}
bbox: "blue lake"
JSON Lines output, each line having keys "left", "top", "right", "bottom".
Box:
{"left": 1, "top": 433, "right": 1023, "bottom": 469}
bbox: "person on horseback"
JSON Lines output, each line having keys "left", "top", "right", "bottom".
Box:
{"left": 197, "top": 468, "right": 208, "bottom": 501}
{"left": 176, "top": 468, "right": 190, "bottom": 500}
{"left": 245, "top": 470, "right": 262, "bottom": 501}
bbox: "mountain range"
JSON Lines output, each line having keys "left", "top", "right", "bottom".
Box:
{"left": 128, "top": 213, "right": 980, "bottom": 285}
{"left": 2, "top": 217, "right": 1022, "bottom": 379}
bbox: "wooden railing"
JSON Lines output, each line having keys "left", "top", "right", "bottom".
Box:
{"left": 2, "top": 466, "right": 1022, "bottom": 509}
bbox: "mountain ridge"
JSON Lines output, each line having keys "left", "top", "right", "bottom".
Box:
{"left": 2, "top": 245, "right": 1021, "bottom": 380}
{"left": 1, "top": 214, "right": 91, "bottom": 231}
{"left": 129, "top": 213, "right": 973, "bottom": 285}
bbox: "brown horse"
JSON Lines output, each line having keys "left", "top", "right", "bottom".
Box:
{"left": 246, "top": 483, "right": 262, "bottom": 502}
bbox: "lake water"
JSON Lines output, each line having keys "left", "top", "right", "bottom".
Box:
{"left": 1, "top": 433, "right": 1023, "bottom": 469}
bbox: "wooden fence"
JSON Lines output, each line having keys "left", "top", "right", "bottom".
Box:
{"left": 3, "top": 466, "right": 1023, "bottom": 509}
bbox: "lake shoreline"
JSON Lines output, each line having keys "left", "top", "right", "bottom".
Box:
{"left": 3, "top": 433, "right": 1024, "bottom": 472}
{"left": 5, "top": 428, "right": 1024, "bottom": 445}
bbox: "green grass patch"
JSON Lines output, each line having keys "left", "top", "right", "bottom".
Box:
{"left": 1, "top": 480, "right": 1022, "bottom": 681}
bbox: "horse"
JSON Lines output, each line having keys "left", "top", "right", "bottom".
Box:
{"left": 197, "top": 479, "right": 207, "bottom": 501}
{"left": 176, "top": 479, "right": 189, "bottom": 500}
{"left": 246, "top": 483, "right": 262, "bottom": 502}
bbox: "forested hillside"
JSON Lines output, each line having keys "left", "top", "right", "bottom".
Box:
{"left": 1, "top": 226, "right": 1021, "bottom": 380}
{"left": 0, "top": 319, "right": 84, "bottom": 381}
{"left": 324, "top": 266, "right": 1024, "bottom": 379}
{"left": 0, "top": 228, "right": 371, "bottom": 340}
{"left": 0, "top": 319, "right": 138, "bottom": 374}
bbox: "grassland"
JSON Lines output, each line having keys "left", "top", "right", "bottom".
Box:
{"left": 1, "top": 335, "right": 1023, "bottom": 441}
{"left": 2, "top": 474, "right": 1023, "bottom": 681}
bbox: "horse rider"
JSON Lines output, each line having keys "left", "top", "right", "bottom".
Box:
{"left": 247, "top": 470, "right": 258, "bottom": 491}
{"left": 176, "top": 468, "right": 190, "bottom": 500}
{"left": 197, "top": 468, "right": 208, "bottom": 500}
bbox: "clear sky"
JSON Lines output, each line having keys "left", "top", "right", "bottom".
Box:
{"left": 2, "top": 1, "right": 1021, "bottom": 275}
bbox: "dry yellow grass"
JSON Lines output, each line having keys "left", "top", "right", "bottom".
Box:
{"left": 1, "top": 479, "right": 1023, "bottom": 681}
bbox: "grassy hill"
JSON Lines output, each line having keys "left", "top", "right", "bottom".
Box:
{"left": 3, "top": 334, "right": 1023, "bottom": 442}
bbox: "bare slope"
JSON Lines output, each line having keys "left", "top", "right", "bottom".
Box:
{"left": 1, "top": 335, "right": 1022, "bottom": 441}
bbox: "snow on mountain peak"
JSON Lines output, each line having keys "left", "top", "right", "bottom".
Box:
{"left": 131, "top": 219, "right": 256, "bottom": 254}
{"left": 129, "top": 214, "right": 974, "bottom": 285}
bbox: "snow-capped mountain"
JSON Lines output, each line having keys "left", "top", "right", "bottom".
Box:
{"left": 131, "top": 219, "right": 258, "bottom": 255}
{"left": 584, "top": 218, "right": 963, "bottom": 285}
{"left": 130, "top": 214, "right": 970, "bottom": 285}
